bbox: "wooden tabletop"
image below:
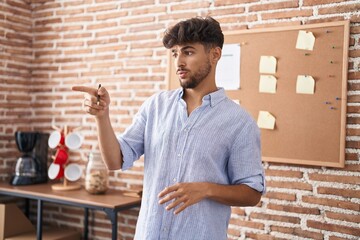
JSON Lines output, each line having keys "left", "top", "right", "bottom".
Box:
{"left": 0, "top": 182, "right": 141, "bottom": 210}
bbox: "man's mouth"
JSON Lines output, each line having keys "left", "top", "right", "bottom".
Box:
{"left": 177, "top": 69, "right": 188, "bottom": 78}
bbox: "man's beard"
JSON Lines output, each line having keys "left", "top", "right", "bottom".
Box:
{"left": 179, "top": 59, "right": 211, "bottom": 89}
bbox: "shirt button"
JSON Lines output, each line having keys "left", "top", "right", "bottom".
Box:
{"left": 173, "top": 178, "right": 176, "bottom": 182}
{"left": 177, "top": 153, "right": 181, "bottom": 157}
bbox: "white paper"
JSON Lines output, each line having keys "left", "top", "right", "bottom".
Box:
{"left": 233, "top": 99, "right": 240, "bottom": 105}
{"left": 257, "top": 111, "right": 276, "bottom": 130}
{"left": 296, "top": 75, "right": 315, "bottom": 94}
{"left": 259, "top": 75, "right": 277, "bottom": 93}
{"left": 216, "top": 44, "right": 241, "bottom": 90}
{"left": 259, "top": 56, "right": 277, "bottom": 74}
{"left": 296, "top": 30, "right": 315, "bottom": 51}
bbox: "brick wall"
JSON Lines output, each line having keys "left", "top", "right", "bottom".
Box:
{"left": 0, "top": 0, "right": 32, "bottom": 163}
{"left": 0, "top": 0, "right": 359, "bottom": 239}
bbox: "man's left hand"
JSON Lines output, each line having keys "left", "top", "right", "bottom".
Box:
{"left": 158, "top": 182, "right": 208, "bottom": 215}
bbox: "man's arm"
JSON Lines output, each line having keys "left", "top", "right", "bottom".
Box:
{"left": 95, "top": 113, "right": 123, "bottom": 170}
{"left": 158, "top": 182, "right": 261, "bottom": 215}
{"left": 72, "top": 86, "right": 123, "bottom": 170}
{"left": 207, "top": 183, "right": 261, "bottom": 206}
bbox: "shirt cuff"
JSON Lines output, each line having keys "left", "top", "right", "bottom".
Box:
{"left": 117, "top": 136, "right": 135, "bottom": 171}
{"left": 238, "top": 174, "right": 266, "bottom": 194}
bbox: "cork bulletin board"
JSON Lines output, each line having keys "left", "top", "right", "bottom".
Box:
{"left": 167, "top": 21, "right": 349, "bottom": 168}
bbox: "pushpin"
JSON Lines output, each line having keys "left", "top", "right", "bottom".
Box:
{"left": 330, "top": 106, "right": 336, "bottom": 110}
{"left": 330, "top": 61, "right": 334, "bottom": 64}
{"left": 324, "top": 101, "right": 331, "bottom": 104}
{"left": 305, "top": 53, "right": 310, "bottom": 56}
{"left": 335, "top": 97, "right": 341, "bottom": 100}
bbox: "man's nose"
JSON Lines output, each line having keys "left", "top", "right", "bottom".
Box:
{"left": 176, "top": 54, "right": 185, "bottom": 68}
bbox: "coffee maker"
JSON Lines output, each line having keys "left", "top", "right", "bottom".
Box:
{"left": 10, "top": 131, "right": 49, "bottom": 185}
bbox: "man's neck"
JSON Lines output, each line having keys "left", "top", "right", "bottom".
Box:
{"left": 183, "top": 83, "right": 217, "bottom": 116}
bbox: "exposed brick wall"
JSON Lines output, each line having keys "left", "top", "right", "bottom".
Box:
{"left": 0, "top": 0, "right": 33, "bottom": 168}
{"left": 1, "top": 0, "right": 359, "bottom": 239}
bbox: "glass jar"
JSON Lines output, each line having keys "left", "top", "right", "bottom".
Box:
{"left": 85, "top": 152, "right": 109, "bottom": 194}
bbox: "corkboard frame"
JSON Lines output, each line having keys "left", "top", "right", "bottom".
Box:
{"left": 167, "top": 21, "right": 349, "bottom": 168}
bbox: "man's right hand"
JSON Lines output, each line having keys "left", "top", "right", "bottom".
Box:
{"left": 72, "top": 85, "right": 110, "bottom": 118}
{"left": 72, "top": 85, "right": 123, "bottom": 170}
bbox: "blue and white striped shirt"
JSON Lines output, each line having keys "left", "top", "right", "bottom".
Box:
{"left": 118, "top": 88, "right": 265, "bottom": 240}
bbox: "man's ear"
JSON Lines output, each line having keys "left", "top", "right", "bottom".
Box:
{"left": 211, "top": 47, "right": 222, "bottom": 64}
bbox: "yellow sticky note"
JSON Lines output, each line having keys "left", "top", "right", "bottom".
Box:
{"left": 257, "top": 111, "right": 276, "bottom": 130}
{"left": 296, "top": 30, "right": 315, "bottom": 51}
{"left": 259, "top": 75, "right": 277, "bottom": 93}
{"left": 259, "top": 56, "right": 277, "bottom": 74}
{"left": 296, "top": 75, "right": 315, "bottom": 94}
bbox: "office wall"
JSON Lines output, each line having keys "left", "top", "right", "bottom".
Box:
{"left": 0, "top": 1, "right": 32, "bottom": 151}
{"left": 1, "top": 0, "right": 359, "bottom": 239}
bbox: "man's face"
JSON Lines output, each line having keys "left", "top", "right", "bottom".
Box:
{"left": 172, "top": 43, "right": 212, "bottom": 89}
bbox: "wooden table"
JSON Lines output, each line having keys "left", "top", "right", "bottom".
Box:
{"left": 0, "top": 182, "right": 141, "bottom": 240}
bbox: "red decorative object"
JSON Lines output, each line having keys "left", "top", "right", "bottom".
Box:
{"left": 48, "top": 125, "right": 83, "bottom": 191}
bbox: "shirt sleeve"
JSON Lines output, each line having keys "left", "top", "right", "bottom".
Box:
{"left": 117, "top": 98, "right": 149, "bottom": 171}
{"left": 227, "top": 120, "right": 266, "bottom": 194}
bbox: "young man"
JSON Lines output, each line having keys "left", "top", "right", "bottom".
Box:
{"left": 73, "top": 17, "right": 265, "bottom": 240}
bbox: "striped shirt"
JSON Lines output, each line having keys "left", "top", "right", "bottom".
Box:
{"left": 118, "top": 88, "right": 265, "bottom": 240}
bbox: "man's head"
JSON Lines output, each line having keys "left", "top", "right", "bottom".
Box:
{"left": 163, "top": 17, "right": 224, "bottom": 90}
{"left": 163, "top": 16, "right": 224, "bottom": 51}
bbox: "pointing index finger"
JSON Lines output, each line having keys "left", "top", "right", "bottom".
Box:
{"left": 72, "top": 86, "right": 97, "bottom": 95}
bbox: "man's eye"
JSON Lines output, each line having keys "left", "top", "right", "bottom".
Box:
{"left": 185, "top": 51, "right": 193, "bottom": 56}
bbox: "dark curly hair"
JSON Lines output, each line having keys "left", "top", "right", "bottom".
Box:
{"left": 162, "top": 16, "right": 224, "bottom": 51}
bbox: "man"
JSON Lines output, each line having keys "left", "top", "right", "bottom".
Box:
{"left": 73, "top": 16, "right": 265, "bottom": 240}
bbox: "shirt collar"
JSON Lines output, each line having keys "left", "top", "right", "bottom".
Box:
{"left": 177, "top": 87, "right": 227, "bottom": 107}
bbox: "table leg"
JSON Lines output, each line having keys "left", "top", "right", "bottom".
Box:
{"left": 37, "top": 199, "right": 43, "bottom": 240}
{"left": 104, "top": 209, "right": 118, "bottom": 240}
{"left": 112, "top": 213, "right": 118, "bottom": 240}
{"left": 25, "top": 198, "right": 30, "bottom": 218}
{"left": 84, "top": 208, "right": 89, "bottom": 240}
